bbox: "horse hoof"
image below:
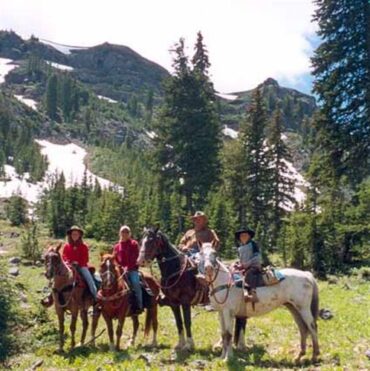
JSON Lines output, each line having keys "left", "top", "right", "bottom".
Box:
{"left": 150, "top": 341, "right": 158, "bottom": 348}
{"left": 236, "top": 345, "right": 248, "bottom": 352}
{"left": 109, "top": 344, "right": 115, "bottom": 352}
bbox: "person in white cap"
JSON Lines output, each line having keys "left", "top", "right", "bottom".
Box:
{"left": 113, "top": 225, "right": 143, "bottom": 312}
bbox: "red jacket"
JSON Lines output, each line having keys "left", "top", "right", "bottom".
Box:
{"left": 113, "top": 239, "right": 139, "bottom": 271}
{"left": 62, "top": 242, "right": 89, "bottom": 267}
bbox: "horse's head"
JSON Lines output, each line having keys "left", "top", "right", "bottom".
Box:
{"left": 100, "top": 253, "right": 119, "bottom": 289}
{"left": 44, "top": 243, "right": 63, "bottom": 279}
{"left": 138, "top": 227, "right": 163, "bottom": 266}
{"left": 199, "top": 242, "right": 218, "bottom": 282}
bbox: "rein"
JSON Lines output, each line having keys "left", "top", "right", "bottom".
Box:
{"left": 206, "top": 258, "right": 234, "bottom": 306}
{"left": 98, "top": 263, "right": 128, "bottom": 303}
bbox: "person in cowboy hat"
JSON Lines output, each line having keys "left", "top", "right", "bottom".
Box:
{"left": 113, "top": 225, "right": 143, "bottom": 313}
{"left": 235, "top": 227, "right": 262, "bottom": 303}
{"left": 179, "top": 211, "right": 220, "bottom": 256}
{"left": 41, "top": 226, "right": 98, "bottom": 307}
{"left": 62, "top": 225, "right": 98, "bottom": 300}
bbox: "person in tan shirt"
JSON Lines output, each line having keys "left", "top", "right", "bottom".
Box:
{"left": 178, "top": 211, "right": 220, "bottom": 255}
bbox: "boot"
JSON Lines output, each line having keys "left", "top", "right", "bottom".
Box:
{"left": 244, "top": 289, "right": 258, "bottom": 303}
{"left": 40, "top": 293, "right": 54, "bottom": 308}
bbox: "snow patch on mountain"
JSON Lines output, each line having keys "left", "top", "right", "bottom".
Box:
{"left": 40, "top": 39, "right": 88, "bottom": 55}
{"left": 145, "top": 130, "right": 157, "bottom": 139}
{"left": 0, "top": 140, "right": 123, "bottom": 205}
{"left": 0, "top": 58, "right": 16, "bottom": 83}
{"left": 97, "top": 95, "right": 118, "bottom": 103}
{"left": 46, "top": 61, "right": 74, "bottom": 71}
{"left": 14, "top": 95, "right": 38, "bottom": 110}
{"left": 0, "top": 165, "right": 44, "bottom": 203}
{"left": 222, "top": 125, "right": 239, "bottom": 139}
{"left": 216, "top": 92, "right": 239, "bottom": 101}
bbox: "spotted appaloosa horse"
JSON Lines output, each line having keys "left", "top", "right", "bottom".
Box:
{"left": 200, "top": 243, "right": 320, "bottom": 362}
{"left": 44, "top": 243, "right": 94, "bottom": 352}
{"left": 91, "top": 253, "right": 160, "bottom": 350}
{"left": 138, "top": 228, "right": 209, "bottom": 351}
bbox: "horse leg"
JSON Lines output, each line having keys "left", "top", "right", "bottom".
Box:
{"left": 299, "top": 309, "right": 320, "bottom": 362}
{"left": 103, "top": 313, "right": 115, "bottom": 351}
{"left": 90, "top": 307, "right": 101, "bottom": 347}
{"left": 57, "top": 310, "right": 65, "bottom": 352}
{"left": 235, "top": 317, "right": 247, "bottom": 352}
{"left": 182, "top": 304, "right": 194, "bottom": 351}
{"left": 170, "top": 305, "right": 185, "bottom": 350}
{"left": 222, "top": 309, "right": 234, "bottom": 360}
{"left": 80, "top": 309, "right": 88, "bottom": 346}
{"left": 127, "top": 315, "right": 138, "bottom": 348}
{"left": 285, "top": 303, "right": 308, "bottom": 361}
{"left": 70, "top": 309, "right": 78, "bottom": 349}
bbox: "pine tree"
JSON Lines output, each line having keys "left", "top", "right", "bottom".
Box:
{"left": 239, "top": 88, "right": 271, "bottom": 230}
{"left": 6, "top": 195, "right": 28, "bottom": 226}
{"left": 311, "top": 0, "right": 370, "bottom": 184}
{"left": 46, "top": 74, "right": 58, "bottom": 120}
{"left": 267, "top": 109, "right": 295, "bottom": 249}
{"left": 153, "top": 35, "right": 221, "bottom": 213}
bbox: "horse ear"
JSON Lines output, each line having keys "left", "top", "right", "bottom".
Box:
{"left": 56, "top": 242, "right": 63, "bottom": 252}
{"left": 154, "top": 224, "right": 160, "bottom": 234}
{"left": 100, "top": 252, "right": 105, "bottom": 261}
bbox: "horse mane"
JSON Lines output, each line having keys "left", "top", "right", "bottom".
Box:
{"left": 155, "top": 229, "right": 181, "bottom": 255}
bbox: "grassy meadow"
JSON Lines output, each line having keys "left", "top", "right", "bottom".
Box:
{"left": 0, "top": 220, "right": 369, "bottom": 370}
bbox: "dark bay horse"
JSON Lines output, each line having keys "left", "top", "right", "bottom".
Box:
{"left": 44, "top": 243, "right": 94, "bottom": 351}
{"left": 138, "top": 228, "right": 209, "bottom": 351}
{"left": 91, "top": 253, "right": 160, "bottom": 350}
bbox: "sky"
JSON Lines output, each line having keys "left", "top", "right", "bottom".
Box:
{"left": 0, "top": 0, "right": 318, "bottom": 94}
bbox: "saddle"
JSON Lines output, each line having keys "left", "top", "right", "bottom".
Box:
{"left": 122, "top": 272, "right": 154, "bottom": 311}
{"left": 233, "top": 266, "right": 285, "bottom": 288}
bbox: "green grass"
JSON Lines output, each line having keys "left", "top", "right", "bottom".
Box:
{"left": 0, "top": 220, "right": 369, "bottom": 370}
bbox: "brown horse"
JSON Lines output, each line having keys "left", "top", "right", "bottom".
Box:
{"left": 44, "top": 243, "right": 94, "bottom": 352}
{"left": 91, "top": 253, "right": 160, "bottom": 351}
{"left": 138, "top": 228, "right": 209, "bottom": 351}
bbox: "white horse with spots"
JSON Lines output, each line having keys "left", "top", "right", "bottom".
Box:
{"left": 199, "top": 243, "right": 320, "bottom": 362}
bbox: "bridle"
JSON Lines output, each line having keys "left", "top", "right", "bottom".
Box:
{"left": 98, "top": 257, "right": 128, "bottom": 302}
{"left": 201, "top": 249, "right": 234, "bottom": 306}
{"left": 45, "top": 249, "right": 76, "bottom": 308}
{"left": 140, "top": 230, "right": 190, "bottom": 290}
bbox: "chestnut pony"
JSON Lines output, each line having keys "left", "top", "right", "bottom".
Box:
{"left": 44, "top": 243, "right": 94, "bottom": 351}
{"left": 91, "top": 253, "right": 160, "bottom": 350}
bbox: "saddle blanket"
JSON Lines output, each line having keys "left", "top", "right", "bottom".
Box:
{"left": 233, "top": 267, "right": 285, "bottom": 288}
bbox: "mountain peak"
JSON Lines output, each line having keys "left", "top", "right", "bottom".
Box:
{"left": 262, "top": 77, "right": 279, "bottom": 87}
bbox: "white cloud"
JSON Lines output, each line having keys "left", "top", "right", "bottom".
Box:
{"left": 0, "top": 0, "right": 316, "bottom": 93}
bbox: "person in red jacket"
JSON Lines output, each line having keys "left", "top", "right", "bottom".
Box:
{"left": 63, "top": 225, "right": 97, "bottom": 300}
{"left": 113, "top": 225, "right": 142, "bottom": 311}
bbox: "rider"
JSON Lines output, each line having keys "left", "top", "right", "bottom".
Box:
{"left": 235, "top": 227, "right": 261, "bottom": 303}
{"left": 113, "top": 225, "right": 143, "bottom": 313}
{"left": 62, "top": 225, "right": 98, "bottom": 301}
{"left": 179, "top": 211, "right": 220, "bottom": 257}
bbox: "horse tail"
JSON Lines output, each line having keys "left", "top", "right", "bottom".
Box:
{"left": 310, "top": 277, "right": 319, "bottom": 324}
{"left": 144, "top": 308, "right": 152, "bottom": 337}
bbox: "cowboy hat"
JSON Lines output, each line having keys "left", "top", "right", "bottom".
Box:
{"left": 235, "top": 227, "right": 255, "bottom": 240}
{"left": 191, "top": 211, "right": 208, "bottom": 220}
{"left": 67, "top": 225, "right": 84, "bottom": 235}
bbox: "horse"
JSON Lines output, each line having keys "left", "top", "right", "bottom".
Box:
{"left": 138, "top": 227, "right": 209, "bottom": 351}
{"left": 44, "top": 243, "right": 94, "bottom": 352}
{"left": 91, "top": 253, "right": 160, "bottom": 351}
{"left": 199, "top": 243, "right": 320, "bottom": 362}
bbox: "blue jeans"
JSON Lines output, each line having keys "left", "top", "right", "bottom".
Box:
{"left": 127, "top": 270, "right": 143, "bottom": 309}
{"left": 80, "top": 267, "right": 97, "bottom": 300}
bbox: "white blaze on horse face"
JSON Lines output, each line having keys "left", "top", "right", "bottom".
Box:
{"left": 202, "top": 243, "right": 216, "bottom": 279}
{"left": 137, "top": 236, "right": 147, "bottom": 266}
